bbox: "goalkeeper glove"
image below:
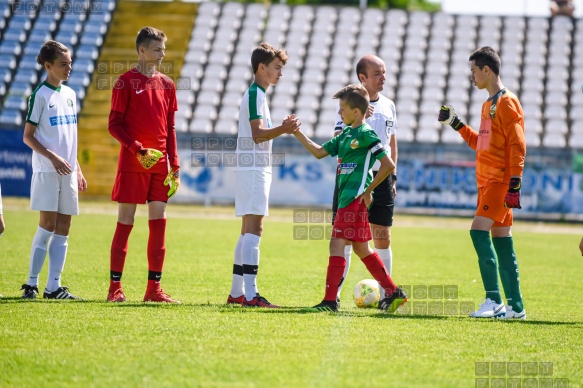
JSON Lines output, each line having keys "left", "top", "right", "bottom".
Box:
{"left": 164, "top": 169, "right": 180, "bottom": 198}
{"left": 136, "top": 148, "right": 163, "bottom": 170}
{"left": 504, "top": 177, "right": 522, "bottom": 209}
{"left": 438, "top": 105, "right": 465, "bottom": 131}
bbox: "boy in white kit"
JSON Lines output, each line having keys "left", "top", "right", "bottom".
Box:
{"left": 226, "top": 42, "right": 300, "bottom": 308}
{"left": 21, "top": 40, "right": 87, "bottom": 300}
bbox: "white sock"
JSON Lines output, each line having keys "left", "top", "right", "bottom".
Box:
{"left": 46, "top": 234, "right": 68, "bottom": 292}
{"left": 27, "top": 226, "right": 53, "bottom": 286}
{"left": 242, "top": 233, "right": 260, "bottom": 301}
{"left": 230, "top": 234, "right": 245, "bottom": 298}
{"left": 375, "top": 247, "right": 392, "bottom": 276}
{"left": 337, "top": 245, "right": 353, "bottom": 299}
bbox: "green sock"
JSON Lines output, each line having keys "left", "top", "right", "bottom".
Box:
{"left": 493, "top": 236, "right": 524, "bottom": 313}
{"left": 470, "top": 230, "right": 502, "bottom": 304}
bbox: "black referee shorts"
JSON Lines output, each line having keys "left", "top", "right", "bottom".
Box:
{"left": 331, "top": 172, "right": 395, "bottom": 227}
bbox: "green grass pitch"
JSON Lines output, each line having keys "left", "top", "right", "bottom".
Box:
{"left": 1, "top": 198, "right": 582, "bottom": 387}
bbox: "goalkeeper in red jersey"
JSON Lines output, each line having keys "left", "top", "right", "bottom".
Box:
{"left": 107, "top": 26, "right": 180, "bottom": 303}
{"left": 438, "top": 47, "right": 526, "bottom": 319}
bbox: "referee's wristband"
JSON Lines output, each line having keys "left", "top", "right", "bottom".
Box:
{"left": 391, "top": 174, "right": 397, "bottom": 181}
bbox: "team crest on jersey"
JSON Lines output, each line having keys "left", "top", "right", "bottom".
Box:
{"left": 350, "top": 139, "right": 359, "bottom": 149}
{"left": 386, "top": 119, "right": 393, "bottom": 129}
{"left": 489, "top": 104, "right": 497, "bottom": 119}
{"left": 67, "top": 99, "right": 73, "bottom": 107}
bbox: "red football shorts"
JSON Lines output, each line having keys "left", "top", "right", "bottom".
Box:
{"left": 475, "top": 183, "right": 513, "bottom": 227}
{"left": 112, "top": 171, "right": 168, "bottom": 204}
{"left": 332, "top": 198, "right": 372, "bottom": 242}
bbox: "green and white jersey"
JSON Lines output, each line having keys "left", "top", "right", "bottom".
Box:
{"left": 235, "top": 83, "right": 273, "bottom": 172}
{"left": 334, "top": 94, "right": 397, "bottom": 171}
{"left": 323, "top": 123, "right": 387, "bottom": 209}
{"left": 26, "top": 81, "right": 78, "bottom": 173}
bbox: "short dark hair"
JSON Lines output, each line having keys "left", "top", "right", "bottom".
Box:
{"left": 469, "top": 46, "right": 501, "bottom": 76}
{"left": 136, "top": 26, "right": 167, "bottom": 53}
{"left": 333, "top": 84, "right": 369, "bottom": 115}
{"left": 251, "top": 42, "right": 288, "bottom": 74}
{"left": 37, "top": 40, "right": 70, "bottom": 67}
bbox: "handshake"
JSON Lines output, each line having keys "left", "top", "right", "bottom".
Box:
{"left": 437, "top": 105, "right": 465, "bottom": 131}
{"left": 282, "top": 114, "right": 301, "bottom": 134}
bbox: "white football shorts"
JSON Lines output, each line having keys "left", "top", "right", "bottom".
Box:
{"left": 235, "top": 170, "right": 272, "bottom": 217}
{"left": 30, "top": 172, "right": 79, "bottom": 215}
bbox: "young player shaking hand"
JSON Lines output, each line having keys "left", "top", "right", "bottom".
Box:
{"left": 107, "top": 27, "right": 180, "bottom": 303}
{"left": 227, "top": 43, "right": 300, "bottom": 308}
{"left": 438, "top": 47, "right": 526, "bottom": 319}
{"left": 293, "top": 84, "right": 407, "bottom": 313}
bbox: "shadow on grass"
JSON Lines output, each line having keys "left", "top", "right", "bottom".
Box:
{"left": 2, "top": 299, "right": 581, "bottom": 326}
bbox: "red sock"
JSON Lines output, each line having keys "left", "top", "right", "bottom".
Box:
{"left": 361, "top": 252, "right": 397, "bottom": 295}
{"left": 148, "top": 218, "right": 167, "bottom": 274}
{"left": 324, "top": 256, "right": 346, "bottom": 301}
{"left": 110, "top": 222, "right": 133, "bottom": 273}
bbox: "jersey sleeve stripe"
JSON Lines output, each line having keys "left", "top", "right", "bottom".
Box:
{"left": 248, "top": 84, "right": 263, "bottom": 121}
{"left": 26, "top": 91, "right": 37, "bottom": 123}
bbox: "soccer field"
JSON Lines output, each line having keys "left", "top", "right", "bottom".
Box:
{"left": 1, "top": 198, "right": 582, "bottom": 387}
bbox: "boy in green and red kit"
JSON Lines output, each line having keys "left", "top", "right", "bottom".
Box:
{"left": 292, "top": 84, "right": 407, "bottom": 312}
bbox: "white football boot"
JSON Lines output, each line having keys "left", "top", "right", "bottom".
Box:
{"left": 497, "top": 305, "right": 526, "bottom": 320}
{"left": 469, "top": 298, "right": 506, "bottom": 318}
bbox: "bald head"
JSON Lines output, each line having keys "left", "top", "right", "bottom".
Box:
{"left": 355, "top": 54, "right": 386, "bottom": 98}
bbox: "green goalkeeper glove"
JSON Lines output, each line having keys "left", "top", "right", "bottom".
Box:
{"left": 136, "top": 148, "right": 163, "bottom": 169}
{"left": 164, "top": 169, "right": 180, "bottom": 198}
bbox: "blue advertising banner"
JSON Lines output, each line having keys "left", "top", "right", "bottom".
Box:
{"left": 0, "top": 129, "right": 31, "bottom": 197}
{"left": 171, "top": 141, "right": 583, "bottom": 219}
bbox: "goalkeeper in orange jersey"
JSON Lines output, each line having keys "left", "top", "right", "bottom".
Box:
{"left": 107, "top": 27, "right": 180, "bottom": 303}
{"left": 438, "top": 46, "right": 526, "bottom": 320}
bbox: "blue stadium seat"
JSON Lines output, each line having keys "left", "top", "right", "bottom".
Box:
{"left": 3, "top": 95, "right": 27, "bottom": 111}
{"left": 0, "top": 108, "right": 23, "bottom": 126}
{"left": 7, "top": 81, "right": 32, "bottom": 97}
{"left": 0, "top": 41, "right": 22, "bottom": 56}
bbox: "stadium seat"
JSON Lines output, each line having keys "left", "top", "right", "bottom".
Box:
{"left": 214, "top": 118, "right": 237, "bottom": 135}
{"left": 545, "top": 119, "right": 568, "bottom": 134}
{"left": 3, "top": 95, "right": 27, "bottom": 111}
{"left": 189, "top": 118, "right": 213, "bottom": 134}
{"left": 542, "top": 133, "right": 565, "bottom": 148}
{"left": 0, "top": 108, "right": 23, "bottom": 126}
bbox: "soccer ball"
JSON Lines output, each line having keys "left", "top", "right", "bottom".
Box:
{"left": 353, "top": 279, "right": 381, "bottom": 308}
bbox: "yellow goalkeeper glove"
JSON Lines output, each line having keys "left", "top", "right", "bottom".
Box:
{"left": 136, "top": 148, "right": 163, "bottom": 169}
{"left": 164, "top": 169, "right": 180, "bottom": 198}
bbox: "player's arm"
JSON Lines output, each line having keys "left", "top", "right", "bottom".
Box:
{"left": 164, "top": 108, "right": 180, "bottom": 198}
{"left": 76, "top": 160, "right": 87, "bottom": 192}
{"left": 250, "top": 115, "right": 300, "bottom": 144}
{"left": 438, "top": 105, "right": 478, "bottom": 150}
{"left": 293, "top": 130, "right": 329, "bottom": 159}
{"left": 23, "top": 122, "right": 72, "bottom": 175}
{"left": 500, "top": 101, "right": 526, "bottom": 209}
{"left": 359, "top": 146, "right": 394, "bottom": 208}
{"left": 108, "top": 111, "right": 142, "bottom": 154}
{"left": 390, "top": 133, "right": 398, "bottom": 190}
